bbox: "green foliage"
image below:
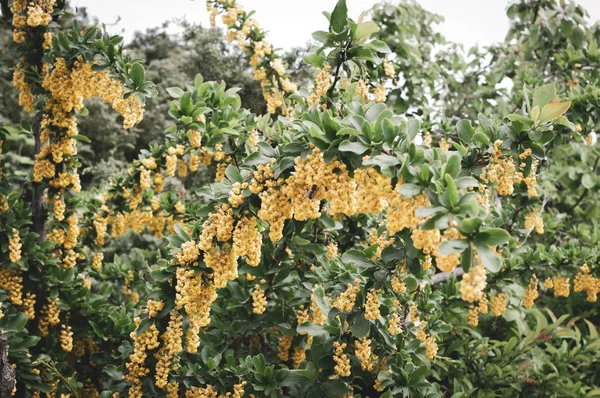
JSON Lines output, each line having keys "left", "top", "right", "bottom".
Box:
{"left": 0, "top": 0, "right": 599, "bottom": 397}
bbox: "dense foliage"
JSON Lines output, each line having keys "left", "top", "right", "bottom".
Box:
{"left": 0, "top": 0, "right": 599, "bottom": 397}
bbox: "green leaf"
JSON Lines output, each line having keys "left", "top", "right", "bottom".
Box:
{"left": 351, "top": 313, "right": 371, "bottom": 337}
{"left": 363, "top": 154, "right": 400, "bottom": 169}
{"left": 330, "top": 0, "right": 348, "bottom": 33}
{"left": 437, "top": 239, "right": 469, "bottom": 255}
{"left": 312, "top": 287, "right": 331, "bottom": 316}
{"left": 458, "top": 218, "right": 482, "bottom": 236}
{"left": 179, "top": 92, "right": 194, "bottom": 115}
{"left": 456, "top": 120, "right": 474, "bottom": 144}
{"left": 445, "top": 153, "right": 461, "bottom": 178}
{"left": 130, "top": 63, "right": 145, "bottom": 88}
{"left": 444, "top": 174, "right": 459, "bottom": 207}
{"left": 506, "top": 114, "right": 534, "bottom": 126}
{"left": 472, "top": 132, "right": 490, "bottom": 146}
{"left": 475, "top": 228, "right": 510, "bottom": 246}
{"left": 341, "top": 250, "right": 375, "bottom": 269}
{"left": 474, "top": 243, "right": 502, "bottom": 272}
{"left": 166, "top": 87, "right": 184, "bottom": 98}
{"left": 369, "top": 40, "right": 391, "bottom": 53}
{"left": 539, "top": 102, "right": 571, "bottom": 123}
{"left": 339, "top": 140, "right": 369, "bottom": 154}
{"left": 303, "top": 54, "right": 326, "bottom": 68}
{"left": 225, "top": 165, "right": 243, "bottom": 183}
{"left": 355, "top": 21, "right": 378, "bottom": 40}
{"left": 297, "top": 322, "right": 328, "bottom": 336}
{"left": 532, "top": 83, "right": 556, "bottom": 108}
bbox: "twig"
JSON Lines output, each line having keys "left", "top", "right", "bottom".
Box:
{"left": 431, "top": 267, "right": 465, "bottom": 284}
{"left": 520, "top": 194, "right": 548, "bottom": 247}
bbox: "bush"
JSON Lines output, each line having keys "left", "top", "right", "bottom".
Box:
{"left": 0, "top": 0, "right": 599, "bottom": 397}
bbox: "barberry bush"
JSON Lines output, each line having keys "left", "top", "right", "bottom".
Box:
{"left": 0, "top": 0, "right": 599, "bottom": 397}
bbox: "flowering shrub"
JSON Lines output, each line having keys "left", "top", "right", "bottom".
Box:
{"left": 0, "top": 0, "right": 599, "bottom": 397}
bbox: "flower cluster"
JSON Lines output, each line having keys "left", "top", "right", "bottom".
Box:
{"left": 573, "top": 264, "right": 600, "bottom": 302}
{"left": 364, "top": 289, "right": 381, "bottom": 321}
{"left": 252, "top": 283, "right": 267, "bottom": 314}
{"left": 490, "top": 293, "right": 507, "bottom": 316}
{"left": 207, "top": 0, "right": 296, "bottom": 114}
{"left": 9, "top": 228, "right": 22, "bottom": 263}
{"left": 334, "top": 281, "right": 360, "bottom": 313}
{"left": 523, "top": 274, "right": 539, "bottom": 308}
{"left": 460, "top": 263, "right": 487, "bottom": 303}
{"left": 332, "top": 341, "right": 351, "bottom": 377}
{"left": 354, "top": 337, "right": 378, "bottom": 371}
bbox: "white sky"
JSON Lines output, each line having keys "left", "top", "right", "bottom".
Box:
{"left": 72, "top": 0, "right": 600, "bottom": 49}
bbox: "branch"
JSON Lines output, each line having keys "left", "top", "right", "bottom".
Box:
{"left": 0, "top": 336, "right": 16, "bottom": 398}
{"left": 431, "top": 266, "right": 465, "bottom": 284}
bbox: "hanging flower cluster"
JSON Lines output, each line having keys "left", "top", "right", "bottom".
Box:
{"left": 206, "top": 0, "right": 297, "bottom": 114}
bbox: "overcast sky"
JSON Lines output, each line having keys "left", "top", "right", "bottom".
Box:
{"left": 72, "top": 0, "right": 600, "bottom": 49}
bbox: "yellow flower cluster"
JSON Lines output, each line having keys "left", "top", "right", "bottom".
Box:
{"left": 231, "top": 214, "right": 262, "bottom": 266}
{"left": 26, "top": 0, "right": 55, "bottom": 27}
{"left": 126, "top": 322, "right": 160, "bottom": 398}
{"left": 174, "top": 241, "right": 200, "bottom": 266}
{"left": 22, "top": 292, "right": 36, "bottom": 319}
{"left": 91, "top": 252, "right": 104, "bottom": 270}
{"left": 386, "top": 191, "right": 427, "bottom": 235}
{"left": 364, "top": 289, "right": 381, "bottom": 321}
{"left": 9, "top": 228, "right": 22, "bottom": 263}
{"left": 490, "top": 293, "right": 507, "bottom": 316}
{"left": 228, "top": 182, "right": 248, "bottom": 208}
{"left": 460, "top": 263, "right": 487, "bottom": 303}
{"left": 388, "top": 304, "right": 402, "bottom": 335}
{"left": 199, "top": 204, "right": 234, "bottom": 249}
{"left": 333, "top": 341, "right": 351, "bottom": 377}
{"left": 10, "top": 0, "right": 54, "bottom": 44}
{"left": 147, "top": 299, "right": 165, "bottom": 318}
{"left": 573, "top": 264, "right": 600, "bottom": 302}
{"left": 412, "top": 228, "right": 441, "bottom": 256}
{"left": 60, "top": 325, "right": 73, "bottom": 352}
{"left": 249, "top": 160, "right": 275, "bottom": 194}
{"left": 391, "top": 273, "right": 407, "bottom": 294}
{"left": 43, "top": 58, "right": 144, "bottom": 130}
{"left": 354, "top": 167, "right": 392, "bottom": 214}
{"left": 252, "top": 283, "right": 267, "bottom": 314}
{"left": 257, "top": 179, "right": 293, "bottom": 242}
{"left": 373, "top": 83, "right": 386, "bottom": 103}
{"left": 552, "top": 276, "right": 570, "bottom": 297}
{"left": 479, "top": 141, "right": 518, "bottom": 195}
{"left": 369, "top": 229, "right": 395, "bottom": 259}
{"left": 277, "top": 335, "right": 293, "bottom": 361}
{"left": 12, "top": 66, "right": 35, "bottom": 113}
{"left": 439, "top": 138, "right": 451, "bottom": 152}
{"left": 355, "top": 79, "right": 369, "bottom": 101}
{"left": 524, "top": 210, "right": 544, "bottom": 234}
{"left": 478, "top": 294, "right": 488, "bottom": 314}
{"left": 38, "top": 298, "right": 60, "bottom": 336}
{"left": 307, "top": 65, "right": 332, "bottom": 107}
{"left": 154, "top": 311, "right": 183, "bottom": 390}
{"left": 0, "top": 268, "right": 23, "bottom": 305}
{"left": 207, "top": 0, "right": 295, "bottom": 114}
{"left": 523, "top": 274, "right": 539, "bottom": 308}
{"left": 334, "top": 281, "right": 360, "bottom": 313}
{"left": 53, "top": 194, "right": 66, "bottom": 221}
{"left": 468, "top": 305, "right": 479, "bottom": 326}
{"left": 292, "top": 346, "right": 306, "bottom": 369}
{"left": 326, "top": 242, "right": 338, "bottom": 260}
{"left": 424, "top": 335, "right": 438, "bottom": 359}
{"left": 354, "top": 337, "right": 378, "bottom": 371}
{"left": 383, "top": 60, "right": 395, "bottom": 77}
